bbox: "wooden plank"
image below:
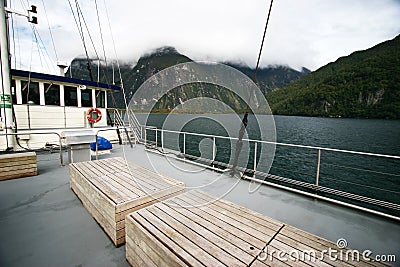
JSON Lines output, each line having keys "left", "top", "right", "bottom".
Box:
{"left": 146, "top": 204, "right": 244, "bottom": 266}
{"left": 0, "top": 163, "right": 37, "bottom": 172}
{"left": 114, "top": 183, "right": 184, "bottom": 214}
{"left": 72, "top": 164, "right": 126, "bottom": 204}
{"left": 0, "top": 152, "right": 37, "bottom": 180}
{"left": 133, "top": 209, "right": 224, "bottom": 266}
{"left": 69, "top": 157, "right": 185, "bottom": 248}
{"left": 156, "top": 202, "right": 257, "bottom": 265}
{"left": 69, "top": 166, "right": 116, "bottom": 222}
{"left": 164, "top": 198, "right": 263, "bottom": 259}
{"left": 94, "top": 171, "right": 143, "bottom": 199}
{"left": 183, "top": 192, "right": 279, "bottom": 240}
{"left": 127, "top": 213, "right": 203, "bottom": 267}
{"left": 0, "top": 170, "right": 37, "bottom": 181}
{"left": 170, "top": 193, "right": 274, "bottom": 245}
{"left": 126, "top": 237, "right": 158, "bottom": 267}
{"left": 70, "top": 179, "right": 117, "bottom": 243}
{"left": 122, "top": 158, "right": 184, "bottom": 186}
{"left": 167, "top": 196, "right": 267, "bottom": 249}
{"left": 192, "top": 190, "right": 283, "bottom": 231}
{"left": 115, "top": 188, "right": 184, "bottom": 221}
{"left": 126, "top": 228, "right": 181, "bottom": 267}
{"left": 0, "top": 151, "right": 36, "bottom": 161}
{"left": 0, "top": 158, "right": 36, "bottom": 168}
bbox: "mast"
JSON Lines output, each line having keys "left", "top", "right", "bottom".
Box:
{"left": 0, "top": 0, "right": 14, "bottom": 149}
{"left": 0, "top": 1, "right": 37, "bottom": 150}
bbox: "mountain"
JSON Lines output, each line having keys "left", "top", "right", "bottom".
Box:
{"left": 67, "top": 46, "right": 308, "bottom": 112}
{"left": 267, "top": 35, "right": 400, "bottom": 119}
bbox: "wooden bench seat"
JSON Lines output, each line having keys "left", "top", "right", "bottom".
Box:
{"left": 126, "top": 190, "right": 387, "bottom": 266}
{"left": 0, "top": 152, "right": 37, "bottom": 181}
{"left": 69, "top": 157, "right": 185, "bottom": 246}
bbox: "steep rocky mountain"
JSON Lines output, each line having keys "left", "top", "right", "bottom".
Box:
{"left": 67, "top": 46, "right": 308, "bottom": 112}
{"left": 267, "top": 35, "right": 400, "bottom": 119}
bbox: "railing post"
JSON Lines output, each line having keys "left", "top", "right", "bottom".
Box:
{"left": 183, "top": 132, "right": 186, "bottom": 160}
{"left": 212, "top": 137, "right": 216, "bottom": 167}
{"left": 161, "top": 129, "right": 164, "bottom": 151}
{"left": 315, "top": 149, "right": 321, "bottom": 191}
{"left": 59, "top": 134, "right": 64, "bottom": 166}
{"left": 253, "top": 141, "right": 257, "bottom": 177}
{"left": 144, "top": 127, "right": 147, "bottom": 146}
{"left": 155, "top": 129, "right": 158, "bottom": 148}
{"left": 95, "top": 133, "right": 99, "bottom": 160}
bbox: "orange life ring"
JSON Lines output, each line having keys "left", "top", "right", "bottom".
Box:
{"left": 87, "top": 107, "right": 102, "bottom": 123}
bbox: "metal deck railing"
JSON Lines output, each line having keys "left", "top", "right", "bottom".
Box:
{"left": 141, "top": 126, "right": 400, "bottom": 221}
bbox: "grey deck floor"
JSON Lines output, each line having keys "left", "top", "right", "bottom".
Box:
{"left": 0, "top": 144, "right": 399, "bottom": 266}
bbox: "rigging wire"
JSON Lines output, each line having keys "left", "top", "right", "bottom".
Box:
{"left": 67, "top": 0, "right": 94, "bottom": 81}
{"left": 94, "top": 0, "right": 108, "bottom": 71}
{"left": 30, "top": 25, "right": 57, "bottom": 73}
{"left": 74, "top": 0, "right": 114, "bottom": 86}
{"left": 32, "top": 28, "right": 44, "bottom": 68}
{"left": 102, "top": 0, "right": 129, "bottom": 110}
{"left": 230, "top": 0, "right": 274, "bottom": 176}
{"left": 9, "top": 1, "right": 17, "bottom": 69}
{"left": 40, "top": 0, "right": 58, "bottom": 62}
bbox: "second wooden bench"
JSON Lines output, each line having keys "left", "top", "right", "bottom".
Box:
{"left": 69, "top": 157, "right": 185, "bottom": 246}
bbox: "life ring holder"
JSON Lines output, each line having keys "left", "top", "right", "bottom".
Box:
{"left": 87, "top": 107, "right": 102, "bottom": 123}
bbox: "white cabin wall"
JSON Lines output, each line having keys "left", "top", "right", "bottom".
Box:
{"left": 59, "top": 85, "right": 65, "bottom": 106}
{"left": 16, "top": 80, "right": 22, "bottom": 104}
{"left": 92, "top": 89, "right": 96, "bottom": 108}
{"left": 39, "top": 82, "right": 45, "bottom": 105}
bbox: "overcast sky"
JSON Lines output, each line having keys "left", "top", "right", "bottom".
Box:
{"left": 8, "top": 0, "right": 400, "bottom": 74}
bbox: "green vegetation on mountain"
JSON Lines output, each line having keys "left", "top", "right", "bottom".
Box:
{"left": 267, "top": 35, "right": 400, "bottom": 119}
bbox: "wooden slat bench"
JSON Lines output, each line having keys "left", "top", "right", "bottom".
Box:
{"left": 0, "top": 152, "right": 37, "bottom": 181}
{"left": 69, "top": 157, "right": 185, "bottom": 246}
{"left": 126, "top": 190, "right": 388, "bottom": 267}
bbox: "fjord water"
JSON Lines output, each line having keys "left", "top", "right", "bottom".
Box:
{"left": 140, "top": 114, "right": 400, "bottom": 215}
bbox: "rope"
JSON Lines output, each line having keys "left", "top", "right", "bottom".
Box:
{"left": 230, "top": 0, "right": 274, "bottom": 175}
{"left": 68, "top": 0, "right": 94, "bottom": 81}
{"left": 102, "top": 0, "right": 129, "bottom": 110}
{"left": 94, "top": 0, "right": 108, "bottom": 71}
{"left": 40, "top": 0, "right": 58, "bottom": 62}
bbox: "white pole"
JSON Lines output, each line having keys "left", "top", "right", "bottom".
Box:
{"left": 0, "top": 1, "right": 15, "bottom": 149}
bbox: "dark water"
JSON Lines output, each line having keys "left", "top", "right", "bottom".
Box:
{"left": 138, "top": 114, "right": 400, "bottom": 215}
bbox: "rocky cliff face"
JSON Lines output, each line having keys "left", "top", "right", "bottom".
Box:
{"left": 67, "top": 46, "right": 308, "bottom": 112}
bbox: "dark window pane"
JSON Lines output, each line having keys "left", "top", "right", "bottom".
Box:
{"left": 44, "top": 83, "right": 60, "bottom": 106}
{"left": 21, "top": 80, "right": 40, "bottom": 105}
{"left": 64, "top": 86, "right": 77, "bottom": 106}
{"left": 81, "top": 89, "right": 92, "bottom": 107}
{"left": 95, "top": 90, "right": 105, "bottom": 108}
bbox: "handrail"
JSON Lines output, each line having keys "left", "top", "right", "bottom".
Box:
{"left": 95, "top": 127, "right": 132, "bottom": 160}
{"left": 0, "top": 131, "right": 64, "bottom": 165}
{"left": 143, "top": 126, "right": 400, "bottom": 219}
{"left": 145, "top": 127, "right": 400, "bottom": 159}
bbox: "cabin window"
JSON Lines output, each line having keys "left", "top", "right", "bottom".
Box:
{"left": 95, "top": 90, "right": 105, "bottom": 108}
{"left": 44, "top": 83, "right": 60, "bottom": 106}
{"left": 64, "top": 86, "right": 77, "bottom": 106}
{"left": 81, "top": 89, "right": 92, "bottom": 107}
{"left": 21, "top": 80, "right": 40, "bottom": 105}
{"left": 11, "top": 79, "right": 16, "bottom": 104}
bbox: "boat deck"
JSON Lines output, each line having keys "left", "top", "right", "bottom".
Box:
{"left": 0, "top": 144, "right": 399, "bottom": 266}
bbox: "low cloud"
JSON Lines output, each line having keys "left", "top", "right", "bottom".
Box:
{"left": 9, "top": 0, "right": 400, "bottom": 74}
